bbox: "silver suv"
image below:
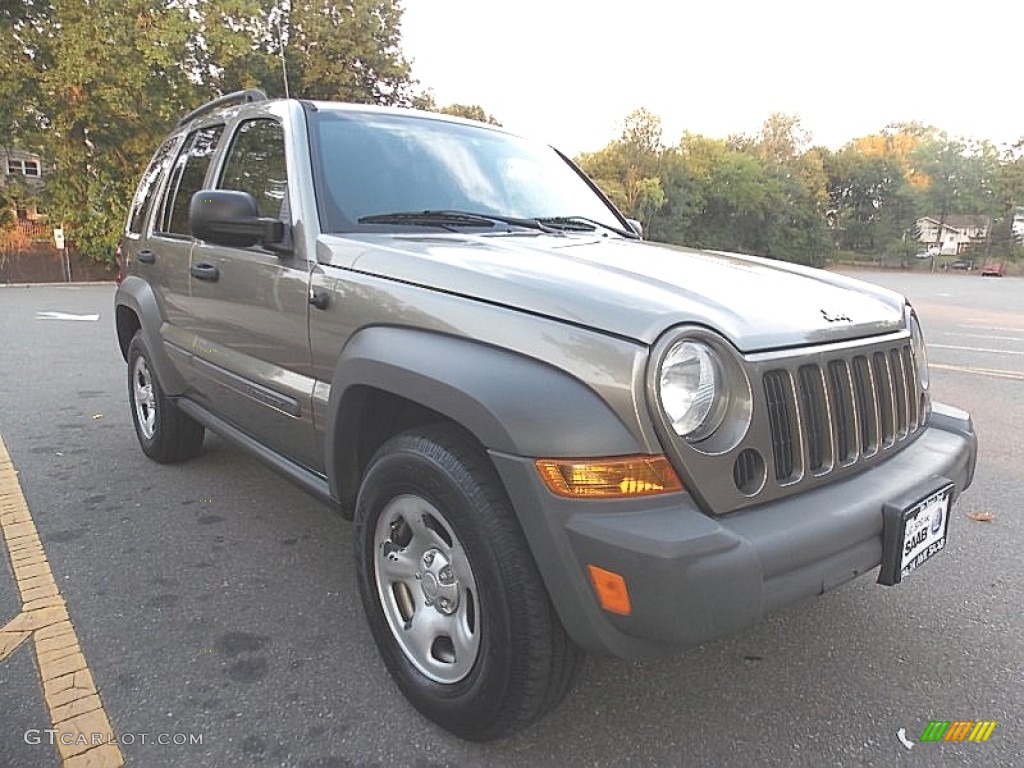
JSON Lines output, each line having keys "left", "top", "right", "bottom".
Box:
{"left": 115, "top": 90, "right": 977, "bottom": 740}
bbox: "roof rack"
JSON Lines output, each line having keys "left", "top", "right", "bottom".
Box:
{"left": 176, "top": 89, "right": 269, "bottom": 127}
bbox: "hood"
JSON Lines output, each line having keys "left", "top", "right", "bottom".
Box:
{"left": 316, "top": 233, "right": 906, "bottom": 352}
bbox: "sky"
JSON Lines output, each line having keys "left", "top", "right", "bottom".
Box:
{"left": 401, "top": 0, "right": 1024, "bottom": 155}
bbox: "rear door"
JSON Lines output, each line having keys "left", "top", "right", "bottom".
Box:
{"left": 121, "top": 134, "right": 180, "bottom": 302}
{"left": 145, "top": 124, "right": 226, "bottom": 381}
{"left": 184, "top": 115, "right": 318, "bottom": 469}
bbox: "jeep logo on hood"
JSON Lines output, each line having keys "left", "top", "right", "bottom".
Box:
{"left": 820, "top": 308, "right": 852, "bottom": 323}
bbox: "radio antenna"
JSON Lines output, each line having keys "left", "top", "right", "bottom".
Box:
{"left": 277, "top": 13, "right": 290, "bottom": 99}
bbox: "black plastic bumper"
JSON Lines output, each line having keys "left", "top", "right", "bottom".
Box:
{"left": 490, "top": 402, "right": 977, "bottom": 660}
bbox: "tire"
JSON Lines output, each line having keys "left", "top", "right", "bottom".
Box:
{"left": 127, "top": 331, "right": 204, "bottom": 463}
{"left": 354, "top": 425, "right": 582, "bottom": 741}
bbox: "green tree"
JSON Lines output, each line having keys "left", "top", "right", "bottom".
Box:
{"left": 989, "top": 141, "right": 1024, "bottom": 260}
{"left": 675, "top": 115, "right": 830, "bottom": 264}
{"left": 912, "top": 135, "right": 1000, "bottom": 221}
{"left": 824, "top": 145, "right": 912, "bottom": 253}
{"left": 908, "top": 134, "right": 1001, "bottom": 264}
{"left": 0, "top": 0, "right": 419, "bottom": 263}
{"left": 0, "top": 2, "right": 49, "bottom": 145}
{"left": 675, "top": 133, "right": 770, "bottom": 253}
{"left": 644, "top": 148, "right": 700, "bottom": 245}
{"left": 437, "top": 104, "right": 502, "bottom": 125}
{"left": 756, "top": 112, "right": 811, "bottom": 167}
{"left": 576, "top": 109, "right": 667, "bottom": 232}
{"left": 278, "top": 0, "right": 415, "bottom": 104}
{"left": 750, "top": 115, "right": 830, "bottom": 263}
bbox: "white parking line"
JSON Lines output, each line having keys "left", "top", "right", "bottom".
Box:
{"left": 930, "top": 344, "right": 1024, "bottom": 356}
{"left": 943, "top": 332, "right": 1022, "bottom": 342}
{"left": 962, "top": 324, "right": 1024, "bottom": 333}
{"left": 931, "top": 363, "right": 1024, "bottom": 381}
{"left": 35, "top": 312, "right": 99, "bottom": 322}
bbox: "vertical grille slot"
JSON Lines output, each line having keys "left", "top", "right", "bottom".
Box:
{"left": 902, "top": 346, "right": 918, "bottom": 430}
{"left": 852, "top": 355, "right": 878, "bottom": 456}
{"left": 827, "top": 360, "right": 855, "bottom": 464}
{"left": 872, "top": 352, "right": 895, "bottom": 447}
{"left": 890, "top": 348, "right": 909, "bottom": 438}
{"left": 764, "top": 370, "right": 797, "bottom": 482}
{"left": 797, "top": 365, "right": 829, "bottom": 473}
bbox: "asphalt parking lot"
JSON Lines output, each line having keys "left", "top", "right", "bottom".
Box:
{"left": 1, "top": 271, "right": 1021, "bottom": 767}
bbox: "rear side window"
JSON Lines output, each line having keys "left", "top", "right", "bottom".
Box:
{"left": 155, "top": 125, "right": 224, "bottom": 237}
{"left": 127, "top": 138, "right": 177, "bottom": 235}
{"left": 219, "top": 119, "right": 289, "bottom": 221}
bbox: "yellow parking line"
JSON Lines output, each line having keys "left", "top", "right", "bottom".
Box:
{"left": 0, "top": 435, "right": 123, "bottom": 768}
{"left": 931, "top": 363, "right": 1024, "bottom": 382}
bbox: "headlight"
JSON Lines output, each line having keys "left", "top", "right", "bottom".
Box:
{"left": 659, "top": 340, "right": 727, "bottom": 441}
{"left": 910, "top": 312, "right": 929, "bottom": 391}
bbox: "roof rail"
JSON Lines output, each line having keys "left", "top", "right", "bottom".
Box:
{"left": 176, "top": 89, "right": 269, "bottom": 127}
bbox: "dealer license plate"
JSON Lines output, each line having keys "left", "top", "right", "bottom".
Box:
{"left": 878, "top": 483, "right": 953, "bottom": 586}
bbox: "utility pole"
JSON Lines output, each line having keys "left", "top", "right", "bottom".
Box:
{"left": 932, "top": 200, "right": 948, "bottom": 274}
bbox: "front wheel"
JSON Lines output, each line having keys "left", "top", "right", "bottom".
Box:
{"left": 354, "top": 425, "right": 581, "bottom": 740}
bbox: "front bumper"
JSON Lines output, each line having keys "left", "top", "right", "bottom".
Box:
{"left": 490, "top": 402, "right": 977, "bottom": 660}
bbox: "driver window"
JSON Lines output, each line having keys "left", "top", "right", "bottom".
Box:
{"left": 219, "top": 119, "right": 289, "bottom": 221}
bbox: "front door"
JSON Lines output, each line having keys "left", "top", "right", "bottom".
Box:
{"left": 184, "top": 117, "right": 318, "bottom": 469}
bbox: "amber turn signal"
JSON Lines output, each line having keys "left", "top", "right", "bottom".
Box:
{"left": 535, "top": 455, "right": 683, "bottom": 499}
{"left": 587, "top": 564, "right": 632, "bottom": 616}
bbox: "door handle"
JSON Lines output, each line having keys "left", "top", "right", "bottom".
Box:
{"left": 190, "top": 263, "right": 219, "bottom": 282}
{"left": 137, "top": 249, "right": 156, "bottom": 264}
{"left": 309, "top": 288, "right": 330, "bottom": 310}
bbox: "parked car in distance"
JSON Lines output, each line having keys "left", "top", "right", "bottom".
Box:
{"left": 950, "top": 259, "right": 974, "bottom": 271}
{"left": 980, "top": 263, "right": 1006, "bottom": 277}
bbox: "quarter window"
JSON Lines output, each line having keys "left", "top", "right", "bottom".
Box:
{"left": 127, "top": 138, "right": 178, "bottom": 235}
{"left": 155, "top": 125, "right": 224, "bottom": 237}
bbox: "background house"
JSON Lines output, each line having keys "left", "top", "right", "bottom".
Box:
{"left": 915, "top": 215, "right": 990, "bottom": 255}
{"left": 1, "top": 147, "right": 46, "bottom": 223}
{"left": 1011, "top": 206, "right": 1024, "bottom": 243}
{"left": 3, "top": 148, "right": 42, "bottom": 181}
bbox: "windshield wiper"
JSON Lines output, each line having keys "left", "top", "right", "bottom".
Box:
{"left": 536, "top": 216, "right": 640, "bottom": 239}
{"left": 358, "top": 210, "right": 557, "bottom": 233}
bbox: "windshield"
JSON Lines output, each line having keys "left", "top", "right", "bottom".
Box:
{"left": 309, "top": 109, "right": 625, "bottom": 234}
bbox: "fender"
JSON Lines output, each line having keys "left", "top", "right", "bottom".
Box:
{"left": 114, "top": 276, "right": 188, "bottom": 395}
{"left": 325, "top": 326, "right": 644, "bottom": 502}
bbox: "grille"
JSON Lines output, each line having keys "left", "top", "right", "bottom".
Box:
{"left": 762, "top": 342, "right": 921, "bottom": 484}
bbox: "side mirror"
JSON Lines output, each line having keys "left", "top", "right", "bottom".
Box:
{"left": 625, "top": 218, "right": 643, "bottom": 238}
{"left": 189, "top": 189, "right": 285, "bottom": 249}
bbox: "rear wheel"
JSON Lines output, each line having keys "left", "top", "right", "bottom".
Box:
{"left": 127, "top": 331, "right": 204, "bottom": 463}
{"left": 354, "top": 425, "right": 581, "bottom": 740}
